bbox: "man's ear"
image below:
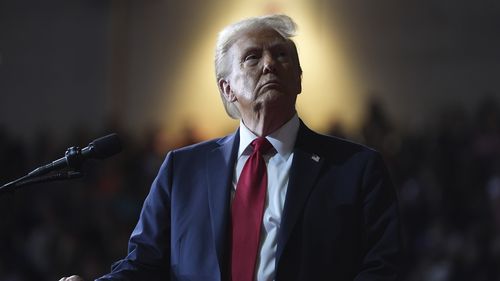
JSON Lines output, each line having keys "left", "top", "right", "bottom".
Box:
{"left": 218, "top": 78, "right": 236, "bottom": 102}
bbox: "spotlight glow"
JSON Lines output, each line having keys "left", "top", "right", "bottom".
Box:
{"left": 160, "top": 0, "right": 363, "bottom": 141}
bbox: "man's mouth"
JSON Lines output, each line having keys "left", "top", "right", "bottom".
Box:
{"left": 260, "top": 81, "right": 281, "bottom": 90}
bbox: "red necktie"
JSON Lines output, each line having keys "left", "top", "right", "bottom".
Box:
{"left": 231, "top": 137, "right": 273, "bottom": 281}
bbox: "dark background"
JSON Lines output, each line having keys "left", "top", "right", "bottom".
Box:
{"left": 1, "top": 0, "right": 500, "bottom": 280}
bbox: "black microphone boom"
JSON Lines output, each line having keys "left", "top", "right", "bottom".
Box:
{"left": 0, "top": 133, "right": 122, "bottom": 194}
{"left": 28, "top": 133, "right": 122, "bottom": 177}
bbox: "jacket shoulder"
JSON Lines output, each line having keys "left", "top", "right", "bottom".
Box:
{"left": 173, "top": 133, "right": 233, "bottom": 153}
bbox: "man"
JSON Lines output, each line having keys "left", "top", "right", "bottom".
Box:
{"left": 61, "top": 14, "right": 402, "bottom": 281}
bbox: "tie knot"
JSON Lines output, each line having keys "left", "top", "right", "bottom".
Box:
{"left": 251, "top": 137, "right": 273, "bottom": 154}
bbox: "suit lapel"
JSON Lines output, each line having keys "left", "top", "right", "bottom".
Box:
{"left": 276, "top": 123, "right": 324, "bottom": 264}
{"left": 206, "top": 131, "right": 239, "bottom": 277}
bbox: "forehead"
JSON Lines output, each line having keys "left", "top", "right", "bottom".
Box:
{"left": 231, "top": 28, "right": 291, "bottom": 54}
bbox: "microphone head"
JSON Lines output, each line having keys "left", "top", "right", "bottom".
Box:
{"left": 87, "top": 133, "right": 122, "bottom": 159}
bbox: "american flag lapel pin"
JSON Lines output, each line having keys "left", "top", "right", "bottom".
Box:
{"left": 311, "top": 154, "right": 320, "bottom": 162}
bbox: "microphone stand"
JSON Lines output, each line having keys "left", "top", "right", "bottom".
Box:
{"left": 0, "top": 146, "right": 86, "bottom": 196}
{"left": 0, "top": 171, "right": 84, "bottom": 195}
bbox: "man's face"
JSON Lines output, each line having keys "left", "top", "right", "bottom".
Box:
{"left": 220, "top": 28, "right": 302, "bottom": 120}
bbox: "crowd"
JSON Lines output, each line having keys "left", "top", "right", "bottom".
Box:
{"left": 0, "top": 95, "right": 499, "bottom": 281}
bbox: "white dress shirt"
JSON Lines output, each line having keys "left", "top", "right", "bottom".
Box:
{"left": 232, "top": 114, "right": 300, "bottom": 281}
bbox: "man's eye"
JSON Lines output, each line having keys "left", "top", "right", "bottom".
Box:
{"left": 244, "top": 54, "right": 258, "bottom": 61}
{"left": 277, "top": 51, "right": 288, "bottom": 59}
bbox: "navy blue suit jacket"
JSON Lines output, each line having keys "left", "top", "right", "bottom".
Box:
{"left": 97, "top": 122, "right": 402, "bottom": 281}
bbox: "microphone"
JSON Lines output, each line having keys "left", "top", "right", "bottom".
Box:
{"left": 28, "top": 133, "right": 122, "bottom": 177}
{"left": 0, "top": 133, "right": 122, "bottom": 194}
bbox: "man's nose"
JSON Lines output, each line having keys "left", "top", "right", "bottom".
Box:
{"left": 262, "top": 54, "right": 276, "bottom": 74}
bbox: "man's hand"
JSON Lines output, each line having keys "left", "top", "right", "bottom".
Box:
{"left": 59, "top": 275, "right": 85, "bottom": 281}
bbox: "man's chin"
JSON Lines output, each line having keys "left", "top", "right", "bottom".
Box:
{"left": 256, "top": 91, "right": 282, "bottom": 104}
{"left": 258, "top": 88, "right": 286, "bottom": 98}
{"left": 256, "top": 90, "right": 297, "bottom": 108}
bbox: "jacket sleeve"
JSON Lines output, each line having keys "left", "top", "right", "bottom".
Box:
{"left": 354, "top": 152, "right": 403, "bottom": 281}
{"left": 95, "top": 152, "right": 174, "bottom": 281}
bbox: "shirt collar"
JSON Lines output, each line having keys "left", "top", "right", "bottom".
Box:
{"left": 238, "top": 114, "right": 300, "bottom": 161}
